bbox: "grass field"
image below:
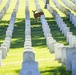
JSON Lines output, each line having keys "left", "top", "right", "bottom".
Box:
{"left": 0, "top": 0, "right": 75, "bottom": 75}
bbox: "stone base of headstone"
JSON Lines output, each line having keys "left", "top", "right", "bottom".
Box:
{"left": 20, "top": 61, "right": 40, "bottom": 75}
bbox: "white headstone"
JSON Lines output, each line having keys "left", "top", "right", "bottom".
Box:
{"left": 66, "top": 32, "right": 72, "bottom": 42}
{"left": 23, "top": 50, "right": 35, "bottom": 62}
{"left": 48, "top": 40, "right": 57, "bottom": 53}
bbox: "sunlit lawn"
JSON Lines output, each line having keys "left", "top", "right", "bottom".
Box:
{"left": 0, "top": 0, "right": 8, "bottom": 10}
{"left": 0, "top": 0, "right": 74, "bottom": 75}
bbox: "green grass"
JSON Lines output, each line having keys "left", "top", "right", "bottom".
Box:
{"left": 0, "top": 0, "right": 74, "bottom": 75}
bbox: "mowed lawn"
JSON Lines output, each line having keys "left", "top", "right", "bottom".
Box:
{"left": 0, "top": 0, "right": 73, "bottom": 75}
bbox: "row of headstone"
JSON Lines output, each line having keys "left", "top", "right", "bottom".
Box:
{"left": 71, "top": 0, "right": 76, "bottom": 4}
{"left": 36, "top": 1, "right": 68, "bottom": 65}
{"left": 55, "top": 12, "right": 76, "bottom": 47}
{"left": 20, "top": 0, "right": 40, "bottom": 75}
{"left": 46, "top": 3, "right": 76, "bottom": 75}
{"left": 40, "top": 14, "right": 66, "bottom": 62}
{"left": 51, "top": 0, "right": 76, "bottom": 29}
{"left": 62, "top": 0, "right": 76, "bottom": 12}
{"left": 0, "top": 0, "right": 11, "bottom": 20}
{"left": 0, "top": 0, "right": 19, "bottom": 66}
{"left": 52, "top": 0, "right": 70, "bottom": 16}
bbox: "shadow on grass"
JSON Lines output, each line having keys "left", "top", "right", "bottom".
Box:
{"left": 62, "top": 16, "right": 76, "bottom": 35}
{"left": 10, "top": 18, "right": 25, "bottom": 48}
{"left": 0, "top": 18, "right": 25, "bottom": 48}
{"left": 31, "top": 18, "right": 46, "bottom": 47}
{"left": 45, "top": 17, "right": 68, "bottom": 45}
{"left": 40, "top": 66, "right": 71, "bottom": 75}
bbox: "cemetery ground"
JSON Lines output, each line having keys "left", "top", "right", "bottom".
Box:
{"left": 1, "top": 0, "right": 76, "bottom": 75}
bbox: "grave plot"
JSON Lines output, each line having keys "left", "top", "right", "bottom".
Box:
{"left": 0, "top": 0, "right": 11, "bottom": 20}
{"left": 0, "top": 0, "right": 19, "bottom": 66}
{"left": 20, "top": 0, "right": 40, "bottom": 75}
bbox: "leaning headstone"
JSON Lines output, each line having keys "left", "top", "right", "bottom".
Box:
{"left": 20, "top": 61, "right": 40, "bottom": 75}
{"left": 72, "top": 53, "right": 76, "bottom": 75}
{"left": 0, "top": 51, "right": 2, "bottom": 66}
